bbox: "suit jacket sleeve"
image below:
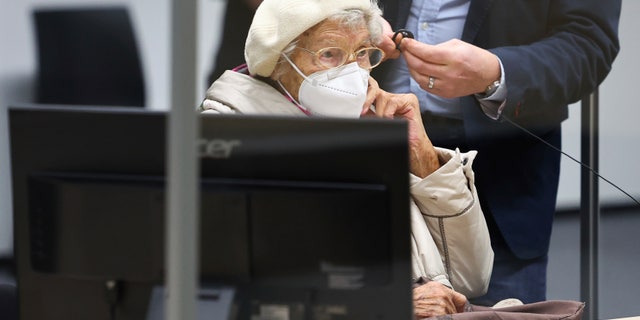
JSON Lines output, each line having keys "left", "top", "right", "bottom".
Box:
{"left": 477, "top": 0, "right": 621, "bottom": 126}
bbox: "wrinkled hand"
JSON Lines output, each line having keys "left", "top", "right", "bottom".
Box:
{"left": 413, "top": 281, "right": 468, "bottom": 319}
{"left": 399, "top": 38, "right": 501, "bottom": 99}
{"left": 363, "top": 77, "right": 440, "bottom": 178}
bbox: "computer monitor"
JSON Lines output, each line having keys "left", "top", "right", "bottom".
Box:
{"left": 9, "top": 104, "right": 413, "bottom": 320}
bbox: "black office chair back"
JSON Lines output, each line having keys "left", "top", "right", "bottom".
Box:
{"left": 0, "top": 284, "right": 16, "bottom": 320}
{"left": 33, "top": 7, "right": 145, "bottom": 107}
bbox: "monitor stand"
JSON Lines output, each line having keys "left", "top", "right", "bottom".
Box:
{"left": 146, "top": 285, "right": 236, "bottom": 320}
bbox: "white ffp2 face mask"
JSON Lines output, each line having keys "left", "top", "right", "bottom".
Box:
{"left": 280, "top": 55, "right": 369, "bottom": 118}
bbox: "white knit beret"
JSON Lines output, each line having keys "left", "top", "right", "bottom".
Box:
{"left": 245, "top": 0, "right": 371, "bottom": 77}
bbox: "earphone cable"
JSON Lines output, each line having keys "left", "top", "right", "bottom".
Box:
{"left": 501, "top": 115, "right": 640, "bottom": 207}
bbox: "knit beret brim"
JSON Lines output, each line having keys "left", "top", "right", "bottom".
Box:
{"left": 245, "top": 0, "right": 371, "bottom": 77}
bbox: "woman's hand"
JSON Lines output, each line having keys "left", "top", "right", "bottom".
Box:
{"left": 413, "top": 281, "right": 468, "bottom": 318}
{"left": 376, "top": 16, "right": 401, "bottom": 60}
{"left": 363, "top": 77, "right": 440, "bottom": 178}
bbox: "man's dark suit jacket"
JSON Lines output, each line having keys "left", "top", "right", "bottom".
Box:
{"left": 376, "top": 0, "right": 621, "bottom": 259}
{"left": 208, "top": 1, "right": 256, "bottom": 85}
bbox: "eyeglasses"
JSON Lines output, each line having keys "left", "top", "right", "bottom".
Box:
{"left": 297, "top": 46, "right": 385, "bottom": 70}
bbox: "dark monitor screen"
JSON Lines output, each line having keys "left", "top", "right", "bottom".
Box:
{"left": 9, "top": 104, "right": 413, "bottom": 320}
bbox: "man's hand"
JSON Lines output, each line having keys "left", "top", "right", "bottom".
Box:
{"left": 363, "top": 77, "right": 440, "bottom": 178}
{"left": 376, "top": 16, "right": 402, "bottom": 60}
{"left": 413, "top": 281, "right": 468, "bottom": 318}
{"left": 399, "top": 38, "right": 500, "bottom": 99}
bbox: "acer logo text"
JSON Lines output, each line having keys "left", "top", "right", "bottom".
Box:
{"left": 198, "top": 139, "right": 241, "bottom": 159}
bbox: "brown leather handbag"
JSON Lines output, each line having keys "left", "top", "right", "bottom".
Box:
{"left": 424, "top": 300, "right": 585, "bottom": 320}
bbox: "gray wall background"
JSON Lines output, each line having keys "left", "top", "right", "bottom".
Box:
{"left": 1, "top": 2, "right": 639, "bottom": 316}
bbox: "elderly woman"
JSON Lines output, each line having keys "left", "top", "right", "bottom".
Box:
{"left": 200, "top": 0, "right": 493, "bottom": 317}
